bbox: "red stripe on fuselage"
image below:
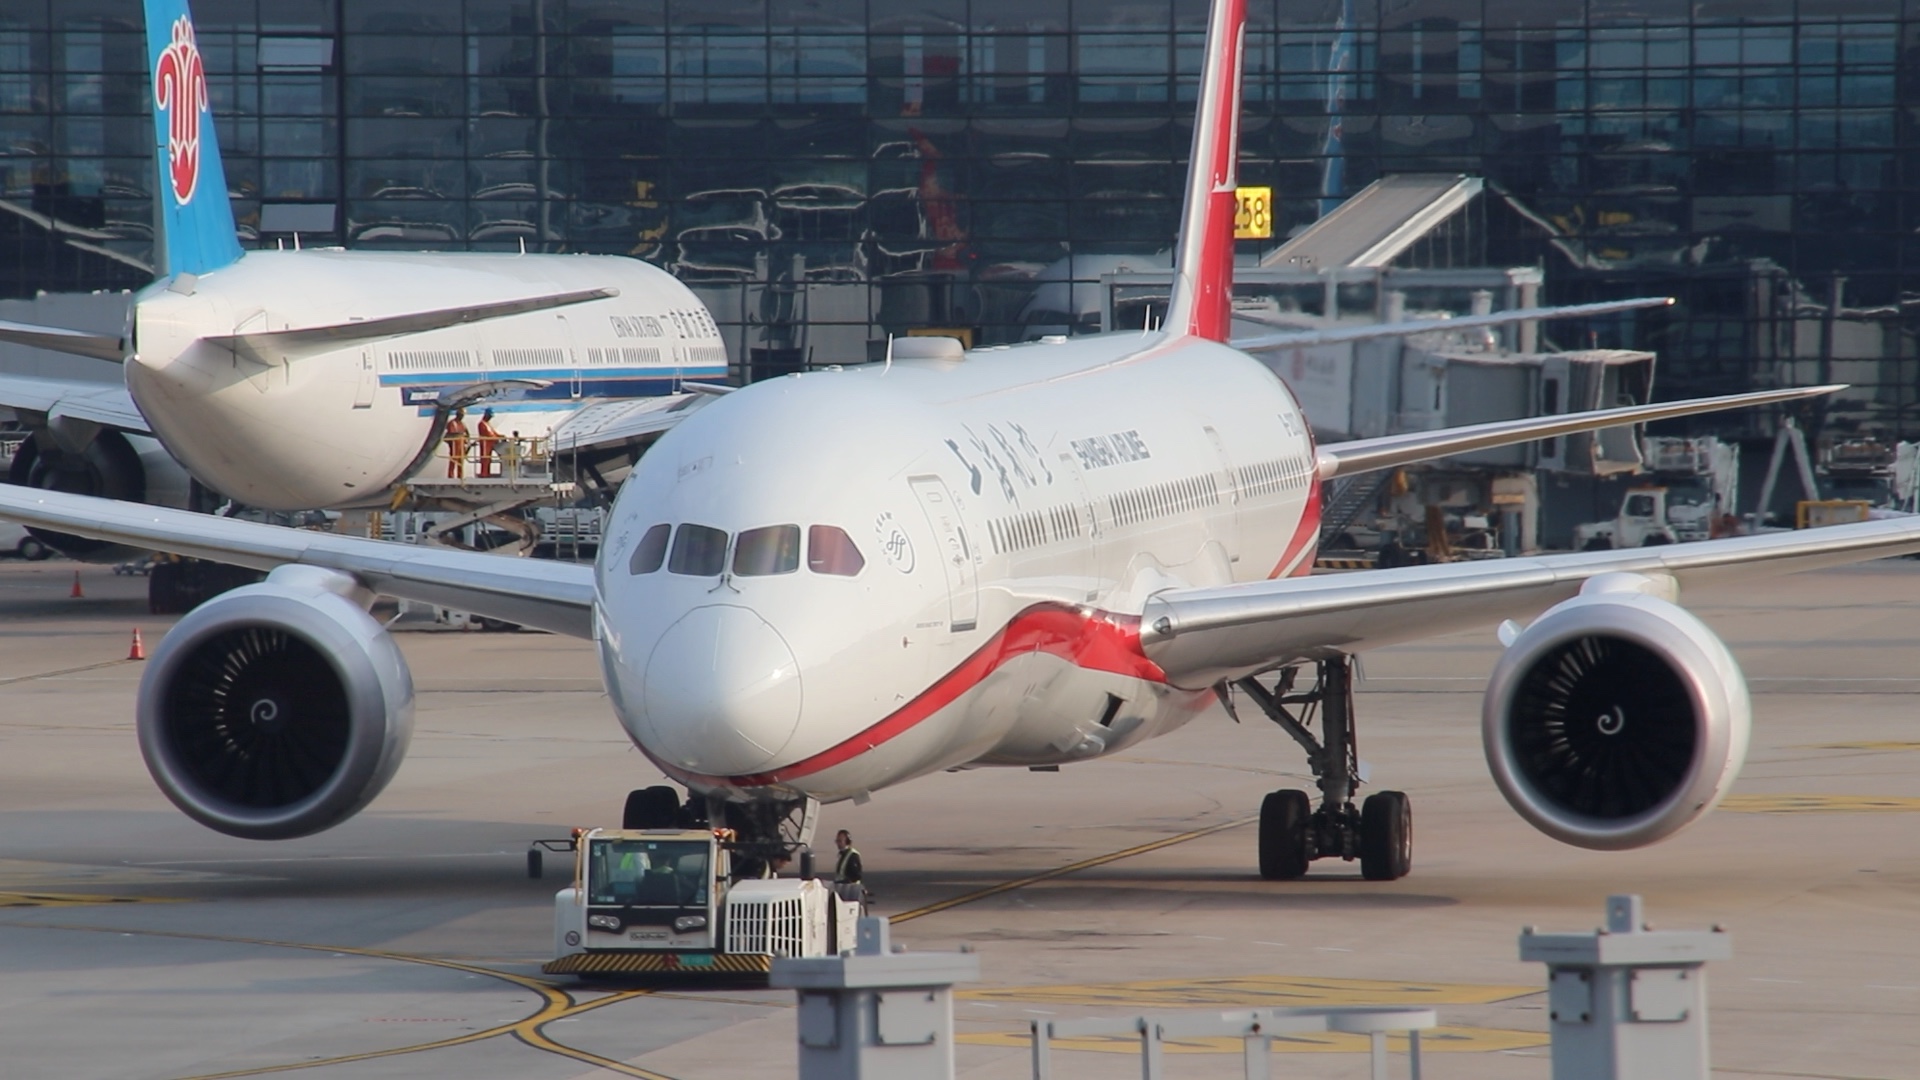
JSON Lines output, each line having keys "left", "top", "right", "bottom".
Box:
{"left": 1268, "top": 478, "right": 1323, "bottom": 579}
{"left": 650, "top": 603, "right": 1167, "bottom": 790}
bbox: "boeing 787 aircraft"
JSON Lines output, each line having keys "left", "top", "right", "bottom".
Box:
{"left": 2, "top": 0, "right": 1910, "bottom": 884}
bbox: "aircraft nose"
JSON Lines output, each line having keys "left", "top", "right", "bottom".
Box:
{"left": 642, "top": 605, "right": 803, "bottom": 776}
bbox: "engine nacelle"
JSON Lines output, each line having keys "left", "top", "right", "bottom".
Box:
{"left": 137, "top": 568, "right": 414, "bottom": 840}
{"left": 1483, "top": 580, "right": 1749, "bottom": 851}
{"left": 8, "top": 429, "right": 192, "bottom": 561}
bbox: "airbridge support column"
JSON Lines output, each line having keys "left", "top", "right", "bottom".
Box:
{"left": 1521, "top": 895, "right": 1730, "bottom": 1080}
{"left": 771, "top": 916, "right": 979, "bottom": 1080}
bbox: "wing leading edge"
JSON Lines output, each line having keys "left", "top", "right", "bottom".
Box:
{"left": 0, "top": 486, "right": 595, "bottom": 637}
{"left": 1315, "top": 384, "right": 1841, "bottom": 480}
{"left": 1141, "top": 518, "right": 1920, "bottom": 689}
{"left": 1228, "top": 296, "right": 1674, "bottom": 354}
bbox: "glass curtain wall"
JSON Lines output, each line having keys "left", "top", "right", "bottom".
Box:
{"left": 2, "top": 0, "right": 1916, "bottom": 433}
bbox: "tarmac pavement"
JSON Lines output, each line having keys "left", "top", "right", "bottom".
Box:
{"left": 2, "top": 556, "right": 1918, "bottom": 1079}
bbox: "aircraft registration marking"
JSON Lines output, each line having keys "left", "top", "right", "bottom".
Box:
{"left": 956, "top": 1026, "right": 1546, "bottom": 1054}
{"left": 959, "top": 974, "right": 1534, "bottom": 1008}
{"left": 1720, "top": 794, "right": 1920, "bottom": 813}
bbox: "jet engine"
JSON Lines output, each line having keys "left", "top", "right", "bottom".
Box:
{"left": 1482, "top": 578, "right": 1749, "bottom": 851}
{"left": 136, "top": 568, "right": 414, "bottom": 840}
{"left": 7, "top": 429, "right": 192, "bottom": 561}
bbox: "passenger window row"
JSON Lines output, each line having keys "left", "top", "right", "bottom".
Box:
{"left": 988, "top": 504, "right": 1083, "bottom": 556}
{"left": 1238, "top": 455, "right": 1312, "bottom": 500}
{"left": 1109, "top": 473, "right": 1221, "bottom": 528}
{"left": 629, "top": 523, "right": 865, "bottom": 578}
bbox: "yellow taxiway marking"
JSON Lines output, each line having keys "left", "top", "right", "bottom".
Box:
{"left": 962, "top": 974, "right": 1533, "bottom": 1009}
{"left": 2, "top": 922, "right": 679, "bottom": 1080}
{"left": 1804, "top": 741, "right": 1920, "bottom": 752}
{"left": 958, "top": 1026, "right": 1547, "bottom": 1054}
{"left": 0, "top": 892, "right": 178, "bottom": 908}
{"left": 892, "top": 816, "right": 1255, "bottom": 924}
{"left": 0, "top": 859, "right": 256, "bottom": 889}
{"left": 1721, "top": 794, "right": 1920, "bottom": 814}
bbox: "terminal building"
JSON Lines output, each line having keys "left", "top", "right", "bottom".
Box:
{"left": 2, "top": 0, "right": 1916, "bottom": 445}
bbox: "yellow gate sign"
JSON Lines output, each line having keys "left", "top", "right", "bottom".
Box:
{"left": 1234, "top": 186, "right": 1273, "bottom": 239}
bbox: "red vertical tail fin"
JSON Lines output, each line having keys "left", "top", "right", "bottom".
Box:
{"left": 1162, "top": 0, "right": 1247, "bottom": 343}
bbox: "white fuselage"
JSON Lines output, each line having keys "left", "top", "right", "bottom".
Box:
{"left": 594, "top": 332, "right": 1322, "bottom": 804}
{"left": 125, "top": 250, "right": 726, "bottom": 510}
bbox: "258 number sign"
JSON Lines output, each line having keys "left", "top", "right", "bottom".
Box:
{"left": 1234, "top": 186, "right": 1272, "bottom": 240}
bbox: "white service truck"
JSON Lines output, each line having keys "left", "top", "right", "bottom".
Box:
{"left": 1572, "top": 487, "right": 1679, "bottom": 550}
{"left": 543, "top": 827, "right": 860, "bottom": 978}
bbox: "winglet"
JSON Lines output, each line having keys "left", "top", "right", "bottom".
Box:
{"left": 144, "top": 0, "right": 243, "bottom": 277}
{"left": 1161, "top": 0, "right": 1247, "bottom": 343}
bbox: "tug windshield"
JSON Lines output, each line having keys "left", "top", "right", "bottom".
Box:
{"left": 587, "top": 839, "right": 711, "bottom": 907}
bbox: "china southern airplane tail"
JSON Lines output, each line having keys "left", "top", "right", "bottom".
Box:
{"left": 1162, "top": 0, "right": 1247, "bottom": 343}
{"left": 143, "top": 0, "right": 243, "bottom": 277}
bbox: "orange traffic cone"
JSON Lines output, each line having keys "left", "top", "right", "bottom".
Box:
{"left": 128, "top": 628, "right": 146, "bottom": 661}
{"left": 70, "top": 570, "right": 83, "bottom": 598}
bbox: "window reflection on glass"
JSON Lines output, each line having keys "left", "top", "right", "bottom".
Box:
{"left": 669, "top": 524, "right": 729, "bottom": 576}
{"left": 808, "top": 525, "right": 865, "bottom": 576}
{"left": 629, "top": 523, "right": 671, "bottom": 574}
{"left": 734, "top": 524, "right": 801, "bottom": 575}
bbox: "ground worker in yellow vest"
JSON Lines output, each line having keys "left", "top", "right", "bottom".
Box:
{"left": 833, "top": 829, "right": 866, "bottom": 904}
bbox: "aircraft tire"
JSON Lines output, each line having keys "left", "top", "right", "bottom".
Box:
{"left": 1359, "top": 790, "right": 1412, "bottom": 881}
{"left": 1258, "top": 789, "right": 1311, "bottom": 880}
{"left": 623, "top": 785, "right": 682, "bottom": 830}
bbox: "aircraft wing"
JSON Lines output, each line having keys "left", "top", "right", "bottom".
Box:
{"left": 0, "top": 486, "right": 595, "bottom": 638}
{"left": 549, "top": 393, "right": 708, "bottom": 455}
{"left": 1229, "top": 297, "right": 1672, "bottom": 353}
{"left": 1142, "top": 519, "right": 1920, "bottom": 689}
{"left": 0, "top": 318, "right": 126, "bottom": 363}
{"left": 1314, "top": 385, "right": 1838, "bottom": 479}
{"left": 204, "top": 287, "right": 619, "bottom": 362}
{"left": 0, "top": 373, "right": 150, "bottom": 434}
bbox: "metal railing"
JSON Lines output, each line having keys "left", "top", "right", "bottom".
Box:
{"left": 1030, "top": 1005, "right": 1435, "bottom": 1080}
{"left": 434, "top": 432, "right": 554, "bottom": 485}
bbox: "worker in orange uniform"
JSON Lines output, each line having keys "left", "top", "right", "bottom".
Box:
{"left": 476, "top": 408, "right": 502, "bottom": 478}
{"left": 445, "top": 408, "right": 469, "bottom": 479}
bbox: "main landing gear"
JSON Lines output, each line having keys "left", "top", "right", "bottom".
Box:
{"left": 1228, "top": 656, "right": 1412, "bottom": 881}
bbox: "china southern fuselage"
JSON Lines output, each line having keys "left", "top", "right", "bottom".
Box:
{"left": 596, "top": 332, "right": 1317, "bottom": 799}
{"left": 125, "top": 250, "right": 726, "bottom": 512}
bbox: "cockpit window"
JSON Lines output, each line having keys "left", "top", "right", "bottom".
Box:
{"left": 668, "top": 524, "right": 729, "bottom": 576}
{"left": 733, "top": 524, "right": 801, "bottom": 576}
{"left": 807, "top": 525, "right": 865, "bottom": 576}
{"left": 628, "top": 523, "right": 670, "bottom": 575}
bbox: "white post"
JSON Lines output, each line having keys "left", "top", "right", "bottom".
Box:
{"left": 1520, "top": 895, "right": 1730, "bottom": 1080}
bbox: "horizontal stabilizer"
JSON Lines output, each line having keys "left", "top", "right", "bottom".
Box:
{"left": 0, "top": 319, "right": 125, "bottom": 363}
{"left": 1230, "top": 297, "right": 1673, "bottom": 354}
{"left": 205, "top": 286, "right": 619, "bottom": 362}
{"left": 1316, "top": 384, "right": 1840, "bottom": 480}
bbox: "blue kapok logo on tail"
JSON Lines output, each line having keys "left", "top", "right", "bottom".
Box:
{"left": 153, "top": 16, "right": 207, "bottom": 208}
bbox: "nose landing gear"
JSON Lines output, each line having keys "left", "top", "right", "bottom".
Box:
{"left": 619, "top": 785, "right": 821, "bottom": 879}
{"left": 1229, "top": 655, "right": 1413, "bottom": 881}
